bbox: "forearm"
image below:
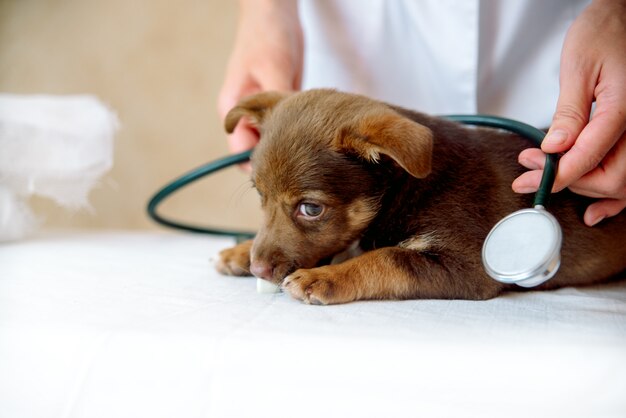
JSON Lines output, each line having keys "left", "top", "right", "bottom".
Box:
{"left": 219, "top": 0, "right": 303, "bottom": 155}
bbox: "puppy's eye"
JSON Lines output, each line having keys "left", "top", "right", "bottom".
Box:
{"left": 298, "top": 203, "right": 324, "bottom": 218}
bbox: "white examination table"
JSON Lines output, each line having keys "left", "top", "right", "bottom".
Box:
{"left": 1, "top": 231, "right": 625, "bottom": 418}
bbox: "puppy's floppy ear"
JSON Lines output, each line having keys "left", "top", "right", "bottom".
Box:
{"left": 224, "top": 91, "right": 289, "bottom": 133}
{"left": 333, "top": 111, "right": 434, "bottom": 178}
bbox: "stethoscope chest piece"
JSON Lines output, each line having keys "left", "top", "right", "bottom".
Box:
{"left": 482, "top": 206, "right": 562, "bottom": 288}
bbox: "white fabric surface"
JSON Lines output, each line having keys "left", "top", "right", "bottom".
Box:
{"left": 1, "top": 231, "right": 625, "bottom": 418}
{"left": 0, "top": 94, "right": 117, "bottom": 241}
{"left": 300, "top": 0, "right": 590, "bottom": 127}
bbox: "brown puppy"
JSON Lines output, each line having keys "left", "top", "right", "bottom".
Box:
{"left": 216, "top": 89, "right": 626, "bottom": 304}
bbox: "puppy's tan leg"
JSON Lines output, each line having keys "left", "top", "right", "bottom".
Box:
{"left": 282, "top": 247, "right": 503, "bottom": 304}
{"left": 215, "top": 239, "right": 253, "bottom": 276}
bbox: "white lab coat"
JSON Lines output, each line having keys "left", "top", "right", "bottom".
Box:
{"left": 300, "top": 0, "right": 591, "bottom": 128}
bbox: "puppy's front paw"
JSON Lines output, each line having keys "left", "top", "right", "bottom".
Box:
{"left": 282, "top": 266, "right": 355, "bottom": 305}
{"left": 215, "top": 240, "right": 253, "bottom": 276}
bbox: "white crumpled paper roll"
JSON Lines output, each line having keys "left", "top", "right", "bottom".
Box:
{"left": 0, "top": 94, "right": 118, "bottom": 241}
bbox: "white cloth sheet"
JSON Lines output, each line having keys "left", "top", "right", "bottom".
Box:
{"left": 1, "top": 231, "right": 625, "bottom": 418}
{"left": 0, "top": 94, "right": 117, "bottom": 241}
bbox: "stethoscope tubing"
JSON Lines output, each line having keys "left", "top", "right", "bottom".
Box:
{"left": 147, "top": 149, "right": 254, "bottom": 239}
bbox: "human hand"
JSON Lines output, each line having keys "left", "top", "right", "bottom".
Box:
{"left": 512, "top": 0, "right": 626, "bottom": 226}
{"left": 217, "top": 0, "right": 303, "bottom": 169}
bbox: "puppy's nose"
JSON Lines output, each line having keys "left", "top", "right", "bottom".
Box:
{"left": 250, "top": 260, "right": 274, "bottom": 280}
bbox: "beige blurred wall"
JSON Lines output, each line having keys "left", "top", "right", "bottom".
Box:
{"left": 0, "top": 0, "right": 262, "bottom": 231}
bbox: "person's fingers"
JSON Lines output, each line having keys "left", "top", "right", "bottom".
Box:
{"left": 541, "top": 53, "right": 594, "bottom": 155}
{"left": 217, "top": 71, "right": 261, "bottom": 120}
{"left": 551, "top": 100, "right": 626, "bottom": 193}
{"left": 511, "top": 169, "right": 543, "bottom": 194}
{"left": 513, "top": 148, "right": 547, "bottom": 193}
{"left": 229, "top": 117, "right": 259, "bottom": 152}
{"left": 217, "top": 56, "right": 298, "bottom": 132}
{"left": 217, "top": 63, "right": 296, "bottom": 168}
{"left": 516, "top": 144, "right": 626, "bottom": 198}
{"left": 218, "top": 74, "right": 261, "bottom": 168}
{"left": 583, "top": 198, "right": 626, "bottom": 226}
{"left": 519, "top": 127, "right": 626, "bottom": 200}
{"left": 227, "top": 118, "right": 259, "bottom": 173}
{"left": 517, "top": 148, "right": 546, "bottom": 170}
{"left": 565, "top": 134, "right": 626, "bottom": 199}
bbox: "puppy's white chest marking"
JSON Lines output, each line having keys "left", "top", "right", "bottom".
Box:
{"left": 330, "top": 240, "right": 363, "bottom": 265}
{"left": 399, "top": 233, "right": 437, "bottom": 252}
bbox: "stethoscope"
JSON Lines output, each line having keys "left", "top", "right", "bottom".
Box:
{"left": 148, "top": 115, "right": 561, "bottom": 288}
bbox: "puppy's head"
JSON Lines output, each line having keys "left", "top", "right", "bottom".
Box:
{"left": 225, "top": 89, "right": 433, "bottom": 283}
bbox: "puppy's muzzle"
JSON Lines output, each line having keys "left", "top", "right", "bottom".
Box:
{"left": 250, "top": 260, "right": 273, "bottom": 281}
{"left": 249, "top": 256, "right": 298, "bottom": 284}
